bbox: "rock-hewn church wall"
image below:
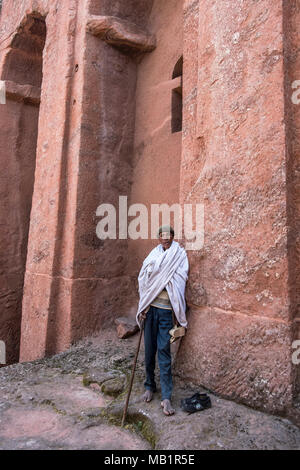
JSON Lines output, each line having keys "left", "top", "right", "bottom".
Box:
{"left": 176, "top": 0, "right": 298, "bottom": 420}
{"left": 0, "top": 0, "right": 299, "bottom": 423}
{"left": 0, "top": 9, "right": 46, "bottom": 364}
{"left": 127, "top": 0, "right": 183, "bottom": 310}
{"left": 0, "top": 0, "right": 157, "bottom": 362}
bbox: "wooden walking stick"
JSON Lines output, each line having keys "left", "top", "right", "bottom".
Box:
{"left": 121, "top": 319, "right": 144, "bottom": 427}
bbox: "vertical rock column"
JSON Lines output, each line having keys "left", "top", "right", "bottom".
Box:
{"left": 20, "top": 0, "right": 87, "bottom": 361}
{"left": 283, "top": 0, "right": 300, "bottom": 416}
{"left": 176, "top": 0, "right": 294, "bottom": 416}
{"left": 20, "top": 1, "right": 156, "bottom": 361}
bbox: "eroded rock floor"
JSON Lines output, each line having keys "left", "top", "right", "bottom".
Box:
{"left": 0, "top": 329, "right": 299, "bottom": 450}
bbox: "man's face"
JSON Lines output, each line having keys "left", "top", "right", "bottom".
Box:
{"left": 159, "top": 231, "right": 174, "bottom": 250}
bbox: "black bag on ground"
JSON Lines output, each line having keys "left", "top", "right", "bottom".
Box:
{"left": 180, "top": 392, "right": 211, "bottom": 413}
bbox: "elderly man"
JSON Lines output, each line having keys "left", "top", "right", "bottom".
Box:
{"left": 136, "top": 225, "right": 189, "bottom": 416}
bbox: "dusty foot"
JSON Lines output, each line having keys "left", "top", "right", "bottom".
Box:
{"left": 161, "top": 399, "right": 175, "bottom": 416}
{"left": 142, "top": 390, "right": 154, "bottom": 402}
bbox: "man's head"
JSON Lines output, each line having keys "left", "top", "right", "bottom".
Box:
{"left": 158, "top": 225, "right": 174, "bottom": 251}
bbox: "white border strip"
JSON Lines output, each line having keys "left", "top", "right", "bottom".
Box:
{"left": 0, "top": 340, "right": 5, "bottom": 364}
{"left": 0, "top": 80, "right": 6, "bottom": 104}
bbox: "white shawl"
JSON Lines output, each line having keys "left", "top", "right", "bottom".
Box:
{"left": 136, "top": 241, "right": 189, "bottom": 328}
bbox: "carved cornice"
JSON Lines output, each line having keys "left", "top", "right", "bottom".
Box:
{"left": 86, "top": 15, "right": 156, "bottom": 53}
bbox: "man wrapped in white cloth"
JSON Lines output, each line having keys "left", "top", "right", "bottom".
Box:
{"left": 136, "top": 225, "right": 189, "bottom": 416}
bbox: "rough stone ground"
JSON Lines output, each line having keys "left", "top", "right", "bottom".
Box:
{"left": 0, "top": 329, "right": 299, "bottom": 450}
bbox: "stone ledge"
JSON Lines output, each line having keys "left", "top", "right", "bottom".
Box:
{"left": 86, "top": 15, "right": 156, "bottom": 53}
{"left": 4, "top": 80, "right": 40, "bottom": 105}
{"left": 172, "top": 76, "right": 182, "bottom": 95}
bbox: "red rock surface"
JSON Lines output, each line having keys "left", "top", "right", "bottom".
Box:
{"left": 1, "top": 330, "right": 300, "bottom": 450}
{"left": 173, "top": 0, "right": 300, "bottom": 417}
{"left": 115, "top": 316, "right": 139, "bottom": 339}
{"left": 0, "top": 0, "right": 299, "bottom": 421}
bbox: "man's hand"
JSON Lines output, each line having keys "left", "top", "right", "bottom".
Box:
{"left": 140, "top": 310, "right": 147, "bottom": 321}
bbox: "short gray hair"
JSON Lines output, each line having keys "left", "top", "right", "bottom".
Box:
{"left": 157, "top": 225, "right": 175, "bottom": 237}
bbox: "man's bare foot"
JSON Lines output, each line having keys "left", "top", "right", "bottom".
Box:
{"left": 143, "top": 390, "right": 153, "bottom": 402}
{"left": 161, "top": 399, "right": 175, "bottom": 416}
